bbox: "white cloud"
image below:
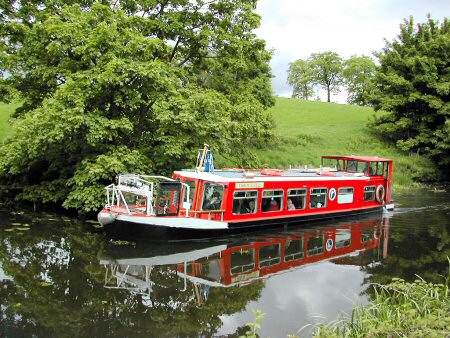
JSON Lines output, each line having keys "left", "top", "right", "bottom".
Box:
{"left": 217, "top": 261, "right": 370, "bottom": 337}
{"left": 255, "top": 0, "right": 450, "bottom": 101}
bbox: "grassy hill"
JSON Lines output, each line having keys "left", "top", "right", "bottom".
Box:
{"left": 0, "top": 98, "right": 437, "bottom": 188}
{"left": 0, "top": 102, "right": 19, "bottom": 141}
{"left": 255, "top": 97, "right": 436, "bottom": 188}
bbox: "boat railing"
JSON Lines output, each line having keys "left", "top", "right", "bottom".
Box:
{"left": 190, "top": 209, "right": 226, "bottom": 221}
{"left": 259, "top": 257, "right": 281, "bottom": 268}
{"left": 285, "top": 252, "right": 304, "bottom": 261}
{"left": 103, "top": 264, "right": 153, "bottom": 296}
{"left": 104, "top": 174, "right": 192, "bottom": 217}
{"left": 307, "top": 246, "right": 324, "bottom": 256}
{"left": 231, "top": 263, "right": 256, "bottom": 275}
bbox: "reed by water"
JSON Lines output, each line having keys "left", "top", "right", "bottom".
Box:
{"left": 242, "top": 264, "right": 450, "bottom": 338}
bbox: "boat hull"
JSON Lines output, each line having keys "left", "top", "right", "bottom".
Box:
{"left": 102, "top": 206, "right": 384, "bottom": 240}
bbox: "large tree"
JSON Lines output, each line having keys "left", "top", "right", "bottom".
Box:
{"left": 343, "top": 55, "right": 377, "bottom": 106}
{"left": 308, "top": 51, "right": 343, "bottom": 102}
{"left": 369, "top": 16, "right": 450, "bottom": 170}
{"left": 286, "top": 59, "right": 315, "bottom": 100}
{"left": 0, "top": 1, "right": 275, "bottom": 212}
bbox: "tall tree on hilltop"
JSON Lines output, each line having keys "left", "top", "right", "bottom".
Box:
{"left": 0, "top": 1, "right": 275, "bottom": 212}
{"left": 368, "top": 16, "right": 450, "bottom": 171}
{"left": 343, "top": 55, "right": 377, "bottom": 106}
{"left": 287, "top": 59, "right": 315, "bottom": 100}
{"left": 308, "top": 51, "right": 343, "bottom": 102}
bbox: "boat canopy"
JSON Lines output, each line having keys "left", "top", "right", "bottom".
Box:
{"left": 322, "top": 155, "right": 392, "bottom": 162}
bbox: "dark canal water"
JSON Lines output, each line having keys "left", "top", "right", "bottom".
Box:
{"left": 1, "top": 188, "right": 449, "bottom": 337}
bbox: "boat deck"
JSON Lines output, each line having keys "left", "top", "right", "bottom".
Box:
{"left": 177, "top": 168, "right": 364, "bottom": 180}
{"left": 213, "top": 169, "right": 351, "bottom": 178}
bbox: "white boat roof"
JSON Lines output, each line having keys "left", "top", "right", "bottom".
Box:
{"left": 173, "top": 169, "right": 371, "bottom": 183}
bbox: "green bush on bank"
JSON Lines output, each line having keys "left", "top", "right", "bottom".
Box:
{"left": 313, "top": 277, "right": 449, "bottom": 338}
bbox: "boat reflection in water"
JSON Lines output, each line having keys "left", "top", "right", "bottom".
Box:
{"left": 99, "top": 215, "right": 389, "bottom": 304}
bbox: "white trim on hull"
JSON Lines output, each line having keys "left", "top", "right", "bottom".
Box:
{"left": 98, "top": 211, "right": 229, "bottom": 230}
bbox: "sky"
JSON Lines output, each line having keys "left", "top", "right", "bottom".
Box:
{"left": 254, "top": 0, "right": 450, "bottom": 102}
{"left": 218, "top": 261, "right": 369, "bottom": 337}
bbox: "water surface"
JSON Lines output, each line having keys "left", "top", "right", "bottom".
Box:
{"left": 1, "top": 188, "right": 449, "bottom": 337}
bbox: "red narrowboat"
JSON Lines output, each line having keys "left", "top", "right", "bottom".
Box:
{"left": 98, "top": 145, "right": 394, "bottom": 238}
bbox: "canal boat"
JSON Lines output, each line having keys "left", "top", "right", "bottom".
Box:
{"left": 98, "top": 145, "right": 394, "bottom": 238}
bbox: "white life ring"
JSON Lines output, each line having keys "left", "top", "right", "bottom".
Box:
{"left": 329, "top": 188, "right": 337, "bottom": 201}
{"left": 326, "top": 238, "right": 334, "bottom": 251}
{"left": 376, "top": 185, "right": 385, "bottom": 204}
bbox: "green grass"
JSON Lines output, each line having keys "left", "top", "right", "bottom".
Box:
{"left": 254, "top": 98, "right": 438, "bottom": 188}
{"left": 0, "top": 101, "right": 19, "bottom": 141}
{"left": 0, "top": 98, "right": 438, "bottom": 188}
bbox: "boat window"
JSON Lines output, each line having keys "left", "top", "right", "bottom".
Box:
{"left": 338, "top": 187, "right": 354, "bottom": 204}
{"left": 347, "top": 160, "right": 370, "bottom": 174}
{"left": 358, "top": 162, "right": 370, "bottom": 174}
{"left": 202, "top": 182, "right": 224, "bottom": 210}
{"left": 262, "top": 190, "right": 283, "bottom": 212}
{"left": 231, "top": 248, "right": 255, "bottom": 275}
{"left": 287, "top": 188, "right": 307, "bottom": 210}
{"left": 155, "top": 182, "right": 182, "bottom": 216}
{"left": 364, "top": 186, "right": 376, "bottom": 201}
{"left": 285, "top": 238, "right": 304, "bottom": 261}
{"left": 119, "top": 192, "right": 148, "bottom": 214}
{"left": 362, "top": 228, "right": 374, "bottom": 243}
{"left": 233, "top": 190, "right": 258, "bottom": 214}
{"left": 368, "top": 161, "right": 390, "bottom": 176}
{"left": 184, "top": 180, "right": 196, "bottom": 207}
{"left": 335, "top": 229, "right": 352, "bottom": 248}
{"left": 310, "top": 188, "right": 328, "bottom": 208}
{"left": 347, "top": 160, "right": 358, "bottom": 172}
{"left": 322, "top": 158, "right": 342, "bottom": 171}
{"left": 259, "top": 244, "right": 281, "bottom": 268}
{"left": 197, "top": 258, "right": 222, "bottom": 282}
{"left": 307, "top": 235, "right": 324, "bottom": 256}
{"left": 383, "top": 162, "right": 389, "bottom": 179}
{"left": 371, "top": 161, "right": 388, "bottom": 177}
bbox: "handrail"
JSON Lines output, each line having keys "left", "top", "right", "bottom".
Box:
{"left": 140, "top": 175, "right": 175, "bottom": 182}
{"left": 189, "top": 209, "right": 225, "bottom": 221}
{"left": 105, "top": 174, "right": 192, "bottom": 218}
{"left": 118, "top": 190, "right": 132, "bottom": 215}
{"left": 189, "top": 209, "right": 226, "bottom": 214}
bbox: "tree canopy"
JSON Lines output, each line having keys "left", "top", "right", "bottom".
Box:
{"left": 343, "top": 55, "right": 377, "bottom": 106}
{"left": 308, "top": 51, "right": 343, "bottom": 103}
{"left": 0, "top": 0, "right": 275, "bottom": 212}
{"left": 369, "top": 16, "right": 450, "bottom": 171}
{"left": 286, "top": 59, "right": 314, "bottom": 100}
{"left": 287, "top": 51, "right": 344, "bottom": 102}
